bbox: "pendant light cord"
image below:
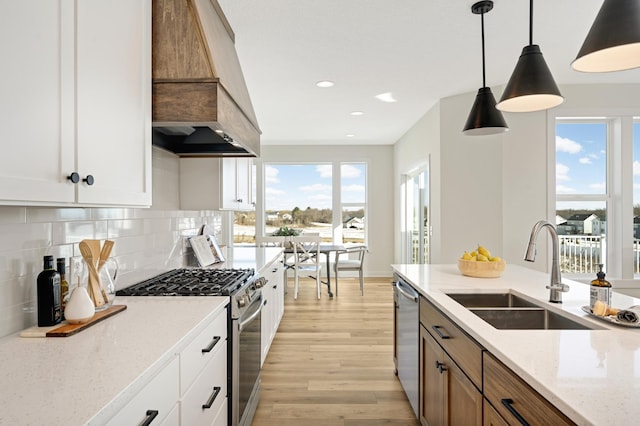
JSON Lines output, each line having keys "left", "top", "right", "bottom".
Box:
{"left": 529, "top": 0, "right": 533, "bottom": 45}
{"left": 481, "top": 11, "right": 486, "bottom": 87}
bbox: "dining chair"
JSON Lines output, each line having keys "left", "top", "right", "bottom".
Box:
{"left": 255, "top": 236, "right": 295, "bottom": 287}
{"left": 333, "top": 245, "right": 366, "bottom": 296}
{"left": 291, "top": 236, "right": 322, "bottom": 299}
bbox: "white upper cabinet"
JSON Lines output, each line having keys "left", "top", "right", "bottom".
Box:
{"left": 180, "top": 157, "right": 255, "bottom": 211}
{"left": 0, "top": 0, "right": 151, "bottom": 206}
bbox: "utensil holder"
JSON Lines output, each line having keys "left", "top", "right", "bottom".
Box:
{"left": 81, "top": 257, "right": 118, "bottom": 311}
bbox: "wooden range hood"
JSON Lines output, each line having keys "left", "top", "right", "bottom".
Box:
{"left": 152, "top": 0, "right": 261, "bottom": 157}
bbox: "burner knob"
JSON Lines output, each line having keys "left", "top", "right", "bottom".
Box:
{"left": 255, "top": 277, "right": 266, "bottom": 288}
{"left": 237, "top": 295, "right": 247, "bottom": 308}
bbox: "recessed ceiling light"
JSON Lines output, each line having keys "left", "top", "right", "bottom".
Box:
{"left": 350, "top": 111, "right": 364, "bottom": 116}
{"left": 375, "top": 92, "right": 397, "bottom": 103}
{"left": 346, "top": 134, "right": 355, "bottom": 138}
{"left": 316, "top": 80, "right": 335, "bottom": 88}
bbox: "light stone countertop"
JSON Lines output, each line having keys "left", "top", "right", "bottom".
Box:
{"left": 392, "top": 263, "right": 640, "bottom": 426}
{"left": 0, "top": 247, "right": 283, "bottom": 425}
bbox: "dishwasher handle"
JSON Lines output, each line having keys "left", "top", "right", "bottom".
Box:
{"left": 395, "top": 280, "right": 419, "bottom": 302}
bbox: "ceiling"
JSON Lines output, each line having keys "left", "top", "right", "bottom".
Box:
{"left": 216, "top": 0, "right": 640, "bottom": 146}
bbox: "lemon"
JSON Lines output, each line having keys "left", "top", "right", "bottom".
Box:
{"left": 477, "top": 245, "right": 491, "bottom": 259}
{"left": 477, "top": 254, "right": 489, "bottom": 262}
{"left": 470, "top": 251, "right": 477, "bottom": 257}
{"left": 491, "top": 256, "right": 502, "bottom": 263}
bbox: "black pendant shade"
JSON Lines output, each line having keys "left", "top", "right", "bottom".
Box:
{"left": 572, "top": 0, "right": 640, "bottom": 72}
{"left": 496, "top": 44, "right": 563, "bottom": 112}
{"left": 495, "top": 0, "right": 563, "bottom": 113}
{"left": 463, "top": 0, "right": 508, "bottom": 136}
{"left": 464, "top": 87, "right": 508, "bottom": 135}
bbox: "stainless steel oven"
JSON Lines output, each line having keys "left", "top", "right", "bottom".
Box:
{"left": 231, "top": 290, "right": 263, "bottom": 426}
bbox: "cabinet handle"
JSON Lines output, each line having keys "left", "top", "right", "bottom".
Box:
{"left": 202, "top": 386, "right": 222, "bottom": 409}
{"left": 272, "top": 268, "right": 278, "bottom": 273}
{"left": 67, "top": 172, "right": 80, "bottom": 184}
{"left": 501, "top": 398, "right": 530, "bottom": 426}
{"left": 435, "top": 360, "right": 447, "bottom": 373}
{"left": 83, "top": 174, "right": 95, "bottom": 185}
{"left": 272, "top": 284, "right": 277, "bottom": 289}
{"left": 139, "top": 409, "right": 158, "bottom": 426}
{"left": 431, "top": 325, "right": 450, "bottom": 339}
{"left": 201, "top": 336, "right": 221, "bottom": 353}
{"left": 236, "top": 198, "right": 243, "bottom": 202}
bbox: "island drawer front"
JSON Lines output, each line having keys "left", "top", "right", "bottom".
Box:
{"left": 420, "top": 297, "right": 483, "bottom": 389}
{"left": 180, "top": 306, "right": 228, "bottom": 392}
{"left": 483, "top": 353, "right": 575, "bottom": 426}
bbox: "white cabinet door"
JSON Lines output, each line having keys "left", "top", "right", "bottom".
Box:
{"left": 261, "top": 279, "right": 275, "bottom": 365}
{"left": 235, "top": 158, "right": 252, "bottom": 210}
{"left": 76, "top": 0, "right": 151, "bottom": 206}
{"left": 0, "top": 0, "right": 151, "bottom": 207}
{"left": 222, "top": 157, "right": 240, "bottom": 210}
{"left": 0, "top": 1, "right": 75, "bottom": 204}
{"left": 260, "top": 256, "right": 284, "bottom": 365}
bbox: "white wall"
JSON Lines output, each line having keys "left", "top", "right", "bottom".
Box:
{"left": 393, "top": 83, "right": 640, "bottom": 278}
{"left": 260, "top": 145, "right": 394, "bottom": 277}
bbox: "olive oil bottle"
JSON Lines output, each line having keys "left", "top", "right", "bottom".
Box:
{"left": 589, "top": 264, "right": 611, "bottom": 310}
{"left": 56, "top": 258, "right": 69, "bottom": 315}
{"left": 37, "top": 255, "right": 62, "bottom": 326}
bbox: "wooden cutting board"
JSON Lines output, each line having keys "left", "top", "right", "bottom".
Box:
{"left": 20, "top": 305, "right": 127, "bottom": 338}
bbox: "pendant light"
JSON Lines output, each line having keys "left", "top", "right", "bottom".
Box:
{"left": 496, "top": 0, "right": 563, "bottom": 113}
{"left": 463, "top": 1, "right": 509, "bottom": 136}
{"left": 572, "top": 0, "right": 640, "bottom": 72}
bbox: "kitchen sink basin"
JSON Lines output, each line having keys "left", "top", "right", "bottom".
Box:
{"left": 446, "top": 292, "right": 537, "bottom": 308}
{"left": 469, "top": 307, "right": 594, "bottom": 330}
{"left": 446, "top": 291, "right": 599, "bottom": 330}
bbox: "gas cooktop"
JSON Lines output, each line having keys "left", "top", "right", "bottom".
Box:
{"left": 116, "top": 268, "right": 255, "bottom": 296}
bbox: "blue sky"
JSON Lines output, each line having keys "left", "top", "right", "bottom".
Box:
{"left": 264, "top": 163, "right": 366, "bottom": 211}
{"left": 556, "top": 122, "right": 640, "bottom": 209}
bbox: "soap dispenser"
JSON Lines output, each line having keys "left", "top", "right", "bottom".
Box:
{"left": 590, "top": 264, "right": 611, "bottom": 310}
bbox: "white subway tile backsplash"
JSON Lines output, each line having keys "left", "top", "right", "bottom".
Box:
{"left": 0, "top": 206, "right": 222, "bottom": 338}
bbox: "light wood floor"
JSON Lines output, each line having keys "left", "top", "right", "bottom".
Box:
{"left": 251, "top": 276, "right": 420, "bottom": 426}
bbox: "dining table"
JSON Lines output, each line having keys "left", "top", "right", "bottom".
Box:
{"left": 284, "top": 244, "right": 344, "bottom": 298}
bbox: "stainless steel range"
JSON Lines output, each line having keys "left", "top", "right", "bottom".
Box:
{"left": 116, "top": 268, "right": 266, "bottom": 426}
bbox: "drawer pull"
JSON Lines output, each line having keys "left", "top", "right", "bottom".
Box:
{"left": 431, "top": 325, "right": 450, "bottom": 339}
{"left": 501, "top": 398, "right": 530, "bottom": 426}
{"left": 202, "top": 386, "right": 222, "bottom": 409}
{"left": 139, "top": 409, "right": 158, "bottom": 426}
{"left": 201, "top": 336, "right": 221, "bottom": 353}
{"left": 435, "top": 360, "right": 447, "bottom": 373}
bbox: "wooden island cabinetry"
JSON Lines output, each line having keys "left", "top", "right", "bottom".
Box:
{"left": 415, "top": 295, "right": 576, "bottom": 426}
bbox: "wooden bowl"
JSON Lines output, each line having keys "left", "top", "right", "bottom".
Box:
{"left": 457, "top": 258, "right": 506, "bottom": 278}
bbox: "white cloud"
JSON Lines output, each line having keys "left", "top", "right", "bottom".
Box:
{"left": 579, "top": 157, "right": 592, "bottom": 165}
{"left": 299, "top": 183, "right": 331, "bottom": 193}
{"left": 634, "top": 160, "right": 640, "bottom": 176}
{"left": 556, "top": 163, "right": 570, "bottom": 182}
{"left": 264, "top": 166, "right": 280, "bottom": 184}
{"left": 308, "top": 194, "right": 331, "bottom": 202}
{"left": 342, "top": 184, "right": 364, "bottom": 192}
{"left": 341, "top": 164, "right": 361, "bottom": 178}
{"left": 316, "top": 165, "right": 332, "bottom": 178}
{"left": 556, "top": 136, "right": 582, "bottom": 154}
{"left": 589, "top": 182, "right": 606, "bottom": 191}
{"left": 265, "top": 187, "right": 285, "bottom": 196}
{"left": 556, "top": 185, "right": 576, "bottom": 194}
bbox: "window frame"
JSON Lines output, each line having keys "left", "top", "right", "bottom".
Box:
{"left": 549, "top": 108, "right": 637, "bottom": 280}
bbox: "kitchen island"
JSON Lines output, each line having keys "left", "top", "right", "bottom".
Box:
{"left": 0, "top": 246, "right": 282, "bottom": 425}
{"left": 392, "top": 263, "right": 640, "bottom": 425}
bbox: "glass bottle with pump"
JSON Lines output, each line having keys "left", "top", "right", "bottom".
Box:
{"left": 590, "top": 264, "right": 611, "bottom": 309}
{"left": 37, "top": 255, "right": 62, "bottom": 326}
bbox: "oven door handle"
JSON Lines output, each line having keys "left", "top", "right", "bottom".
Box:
{"left": 238, "top": 294, "right": 264, "bottom": 332}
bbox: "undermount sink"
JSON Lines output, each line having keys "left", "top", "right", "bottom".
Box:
{"left": 446, "top": 291, "right": 599, "bottom": 330}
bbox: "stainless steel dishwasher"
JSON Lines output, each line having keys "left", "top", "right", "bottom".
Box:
{"left": 393, "top": 275, "right": 419, "bottom": 418}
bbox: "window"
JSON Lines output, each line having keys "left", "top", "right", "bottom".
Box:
{"left": 260, "top": 162, "right": 368, "bottom": 244}
{"left": 554, "top": 115, "right": 638, "bottom": 279}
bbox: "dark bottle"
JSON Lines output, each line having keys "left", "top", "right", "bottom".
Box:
{"left": 37, "top": 255, "right": 62, "bottom": 326}
{"left": 56, "top": 258, "right": 69, "bottom": 315}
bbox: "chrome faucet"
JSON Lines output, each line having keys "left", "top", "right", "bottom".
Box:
{"left": 524, "top": 220, "right": 570, "bottom": 303}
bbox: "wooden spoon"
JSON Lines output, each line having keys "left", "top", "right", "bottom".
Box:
{"left": 78, "top": 240, "right": 104, "bottom": 307}
{"left": 96, "top": 240, "right": 115, "bottom": 304}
